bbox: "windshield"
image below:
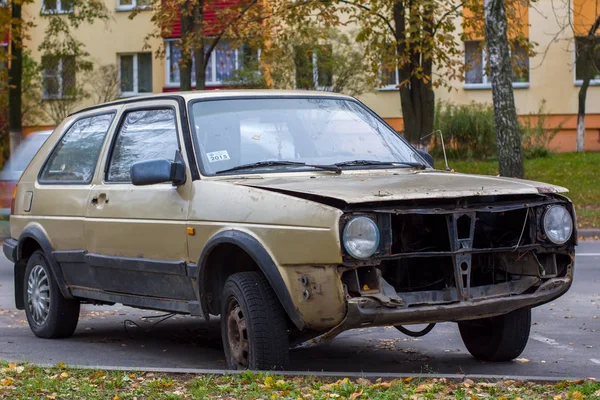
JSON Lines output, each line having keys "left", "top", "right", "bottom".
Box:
{"left": 189, "top": 97, "right": 423, "bottom": 175}
{"left": 0, "top": 133, "right": 50, "bottom": 181}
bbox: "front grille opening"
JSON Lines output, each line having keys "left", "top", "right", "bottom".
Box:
{"left": 391, "top": 214, "right": 451, "bottom": 254}
{"left": 457, "top": 215, "right": 473, "bottom": 239}
{"left": 380, "top": 257, "right": 454, "bottom": 293}
{"left": 473, "top": 209, "right": 531, "bottom": 249}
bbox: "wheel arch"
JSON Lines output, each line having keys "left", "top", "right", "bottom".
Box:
{"left": 15, "top": 225, "right": 73, "bottom": 304}
{"left": 198, "top": 230, "right": 305, "bottom": 330}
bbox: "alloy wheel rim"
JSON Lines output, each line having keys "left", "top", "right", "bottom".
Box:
{"left": 27, "top": 265, "right": 50, "bottom": 326}
{"left": 226, "top": 298, "right": 249, "bottom": 368}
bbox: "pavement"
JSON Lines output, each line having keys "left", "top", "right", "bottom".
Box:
{"left": 0, "top": 242, "right": 598, "bottom": 378}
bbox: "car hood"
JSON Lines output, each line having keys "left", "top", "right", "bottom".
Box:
{"left": 237, "top": 170, "right": 569, "bottom": 205}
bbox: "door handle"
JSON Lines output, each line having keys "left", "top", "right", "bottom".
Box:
{"left": 91, "top": 193, "right": 108, "bottom": 206}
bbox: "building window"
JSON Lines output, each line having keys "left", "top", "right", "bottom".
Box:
{"left": 119, "top": 53, "right": 152, "bottom": 96}
{"left": 116, "top": 0, "right": 151, "bottom": 11}
{"left": 165, "top": 40, "right": 259, "bottom": 87}
{"left": 41, "top": 0, "right": 73, "bottom": 14}
{"left": 574, "top": 36, "right": 600, "bottom": 85}
{"left": 464, "top": 40, "right": 530, "bottom": 88}
{"left": 42, "top": 55, "right": 76, "bottom": 100}
{"left": 293, "top": 44, "right": 333, "bottom": 90}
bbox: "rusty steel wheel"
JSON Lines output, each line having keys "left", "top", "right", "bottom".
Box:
{"left": 225, "top": 299, "right": 250, "bottom": 368}
{"left": 220, "top": 272, "right": 289, "bottom": 370}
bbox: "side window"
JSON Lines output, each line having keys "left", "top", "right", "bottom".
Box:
{"left": 107, "top": 108, "right": 179, "bottom": 182}
{"left": 40, "top": 113, "right": 114, "bottom": 183}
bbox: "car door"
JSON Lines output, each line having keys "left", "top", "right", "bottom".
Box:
{"left": 84, "top": 100, "right": 195, "bottom": 301}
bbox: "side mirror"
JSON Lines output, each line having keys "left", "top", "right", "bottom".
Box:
{"left": 131, "top": 151, "right": 186, "bottom": 186}
{"left": 416, "top": 149, "right": 434, "bottom": 168}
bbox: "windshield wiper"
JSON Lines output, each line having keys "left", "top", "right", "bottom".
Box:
{"left": 216, "top": 160, "right": 342, "bottom": 174}
{"left": 334, "top": 160, "right": 427, "bottom": 170}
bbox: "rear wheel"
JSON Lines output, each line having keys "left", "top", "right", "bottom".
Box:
{"left": 458, "top": 308, "right": 531, "bottom": 362}
{"left": 23, "top": 250, "right": 80, "bottom": 338}
{"left": 221, "top": 271, "right": 289, "bottom": 370}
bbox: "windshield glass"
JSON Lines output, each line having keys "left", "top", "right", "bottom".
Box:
{"left": 189, "top": 98, "right": 423, "bottom": 175}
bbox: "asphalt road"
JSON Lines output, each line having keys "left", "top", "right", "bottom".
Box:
{"left": 0, "top": 242, "right": 598, "bottom": 378}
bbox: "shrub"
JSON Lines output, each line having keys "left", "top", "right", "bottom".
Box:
{"left": 520, "top": 99, "right": 563, "bottom": 159}
{"left": 430, "top": 100, "right": 561, "bottom": 161}
{"left": 431, "top": 101, "right": 497, "bottom": 160}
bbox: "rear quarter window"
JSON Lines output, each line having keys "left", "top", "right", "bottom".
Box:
{"left": 39, "top": 113, "right": 115, "bottom": 184}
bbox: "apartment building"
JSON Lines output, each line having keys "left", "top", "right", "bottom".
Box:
{"left": 17, "top": 0, "right": 600, "bottom": 151}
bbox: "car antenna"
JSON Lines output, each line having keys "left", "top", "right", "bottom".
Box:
{"left": 420, "top": 129, "right": 451, "bottom": 172}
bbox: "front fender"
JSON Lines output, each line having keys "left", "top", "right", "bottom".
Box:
{"left": 197, "top": 230, "right": 306, "bottom": 330}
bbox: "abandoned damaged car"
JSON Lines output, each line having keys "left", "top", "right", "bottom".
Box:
{"left": 3, "top": 91, "right": 575, "bottom": 370}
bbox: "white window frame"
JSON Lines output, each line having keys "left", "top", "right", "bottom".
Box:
{"left": 379, "top": 64, "right": 400, "bottom": 91}
{"left": 463, "top": 40, "right": 530, "bottom": 90}
{"left": 42, "top": 57, "right": 71, "bottom": 100}
{"left": 573, "top": 36, "right": 600, "bottom": 86}
{"left": 41, "top": 0, "right": 73, "bottom": 14}
{"left": 118, "top": 53, "right": 152, "bottom": 97}
{"left": 116, "top": 0, "right": 150, "bottom": 11}
{"left": 164, "top": 39, "right": 260, "bottom": 88}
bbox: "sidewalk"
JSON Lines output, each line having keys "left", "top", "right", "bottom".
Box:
{"left": 579, "top": 228, "right": 600, "bottom": 239}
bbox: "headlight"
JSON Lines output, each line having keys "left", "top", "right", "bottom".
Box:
{"left": 343, "top": 216, "right": 380, "bottom": 259}
{"left": 543, "top": 205, "right": 573, "bottom": 244}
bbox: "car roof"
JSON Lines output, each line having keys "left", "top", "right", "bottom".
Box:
{"left": 70, "top": 90, "right": 354, "bottom": 117}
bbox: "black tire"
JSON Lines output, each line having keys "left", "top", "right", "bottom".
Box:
{"left": 23, "top": 250, "right": 80, "bottom": 339}
{"left": 458, "top": 308, "right": 531, "bottom": 362}
{"left": 220, "top": 271, "right": 289, "bottom": 370}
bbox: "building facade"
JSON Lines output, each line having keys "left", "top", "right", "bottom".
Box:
{"left": 18, "top": 0, "right": 600, "bottom": 152}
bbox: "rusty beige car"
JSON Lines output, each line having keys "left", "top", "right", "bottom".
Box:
{"left": 3, "top": 91, "right": 576, "bottom": 370}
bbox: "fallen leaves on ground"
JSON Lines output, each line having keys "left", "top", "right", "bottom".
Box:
{"left": 0, "top": 361, "right": 599, "bottom": 399}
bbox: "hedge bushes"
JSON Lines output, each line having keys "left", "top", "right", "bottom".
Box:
{"left": 429, "top": 100, "right": 560, "bottom": 160}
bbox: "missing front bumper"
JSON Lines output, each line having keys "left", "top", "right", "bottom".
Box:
{"left": 321, "top": 275, "right": 572, "bottom": 341}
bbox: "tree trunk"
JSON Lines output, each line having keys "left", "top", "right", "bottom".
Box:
{"left": 485, "top": 0, "right": 524, "bottom": 178}
{"left": 193, "top": 1, "right": 206, "bottom": 91}
{"left": 179, "top": 1, "right": 194, "bottom": 91}
{"left": 8, "top": 0, "right": 23, "bottom": 155}
{"left": 575, "top": 17, "right": 600, "bottom": 152}
{"left": 393, "top": 1, "right": 435, "bottom": 147}
{"left": 576, "top": 74, "right": 589, "bottom": 152}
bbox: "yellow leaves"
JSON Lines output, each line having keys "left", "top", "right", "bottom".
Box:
{"left": 414, "top": 383, "right": 434, "bottom": 393}
{"left": 372, "top": 379, "right": 396, "bottom": 389}
{"left": 402, "top": 377, "right": 414, "bottom": 384}
{"left": 57, "top": 362, "right": 66, "bottom": 369}
{"left": 362, "top": 284, "right": 370, "bottom": 290}
{"left": 349, "top": 389, "right": 363, "bottom": 400}
{"left": 88, "top": 371, "right": 106, "bottom": 380}
{"left": 1, "top": 378, "right": 14, "bottom": 386}
{"left": 2, "top": 363, "right": 25, "bottom": 374}
{"left": 113, "top": 396, "right": 120, "bottom": 400}
{"left": 46, "top": 394, "right": 57, "bottom": 400}
{"left": 60, "top": 372, "right": 69, "bottom": 379}
{"left": 264, "top": 376, "right": 275, "bottom": 388}
{"left": 129, "top": 373, "right": 136, "bottom": 379}
{"left": 571, "top": 391, "right": 583, "bottom": 400}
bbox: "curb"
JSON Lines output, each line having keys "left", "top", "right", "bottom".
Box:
{"left": 579, "top": 229, "right": 600, "bottom": 238}
{"left": 26, "top": 363, "right": 596, "bottom": 383}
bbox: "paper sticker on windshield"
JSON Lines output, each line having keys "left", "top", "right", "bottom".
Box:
{"left": 207, "top": 150, "right": 231, "bottom": 163}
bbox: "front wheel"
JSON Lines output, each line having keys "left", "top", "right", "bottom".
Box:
{"left": 221, "top": 271, "right": 289, "bottom": 370}
{"left": 23, "top": 250, "right": 80, "bottom": 338}
{"left": 458, "top": 308, "right": 531, "bottom": 362}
